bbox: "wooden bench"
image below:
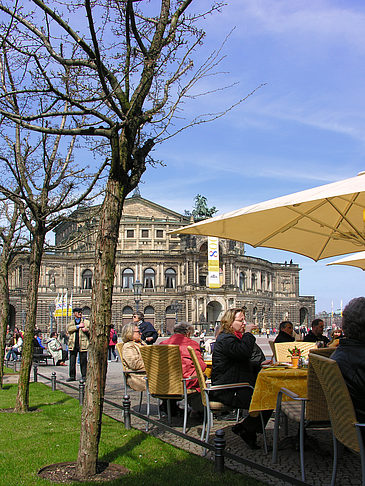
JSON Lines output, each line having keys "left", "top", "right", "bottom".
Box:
{"left": 33, "top": 353, "right": 54, "bottom": 365}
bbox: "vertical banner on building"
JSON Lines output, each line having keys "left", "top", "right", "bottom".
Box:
{"left": 208, "top": 236, "right": 220, "bottom": 288}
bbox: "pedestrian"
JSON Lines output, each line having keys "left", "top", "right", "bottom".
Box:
{"left": 66, "top": 307, "right": 89, "bottom": 382}
{"left": 108, "top": 324, "right": 118, "bottom": 361}
{"left": 132, "top": 311, "right": 158, "bottom": 345}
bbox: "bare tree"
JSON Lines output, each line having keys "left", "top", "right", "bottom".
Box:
{"left": 0, "top": 198, "right": 25, "bottom": 388}
{"left": 0, "top": 0, "right": 258, "bottom": 477}
{"left": 0, "top": 46, "right": 106, "bottom": 411}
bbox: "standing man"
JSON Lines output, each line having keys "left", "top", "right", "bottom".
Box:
{"left": 132, "top": 311, "right": 158, "bottom": 345}
{"left": 303, "top": 318, "right": 330, "bottom": 346}
{"left": 67, "top": 307, "right": 90, "bottom": 381}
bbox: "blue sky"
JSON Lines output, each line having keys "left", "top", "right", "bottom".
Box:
{"left": 136, "top": 0, "right": 365, "bottom": 313}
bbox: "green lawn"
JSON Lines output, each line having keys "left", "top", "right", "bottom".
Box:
{"left": 0, "top": 383, "right": 264, "bottom": 486}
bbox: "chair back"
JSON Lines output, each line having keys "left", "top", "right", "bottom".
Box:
{"left": 187, "top": 346, "right": 208, "bottom": 407}
{"left": 306, "top": 348, "right": 334, "bottom": 422}
{"left": 274, "top": 341, "right": 316, "bottom": 362}
{"left": 268, "top": 340, "right": 276, "bottom": 360}
{"left": 310, "top": 353, "right": 359, "bottom": 452}
{"left": 115, "top": 342, "right": 128, "bottom": 394}
{"left": 140, "top": 345, "right": 184, "bottom": 397}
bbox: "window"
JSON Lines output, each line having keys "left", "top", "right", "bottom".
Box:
{"left": 126, "top": 229, "right": 134, "bottom": 238}
{"left": 239, "top": 272, "right": 246, "bottom": 291}
{"left": 82, "top": 306, "right": 91, "bottom": 318}
{"left": 144, "top": 305, "right": 154, "bottom": 315}
{"left": 165, "top": 268, "right": 176, "bottom": 289}
{"left": 122, "top": 306, "right": 134, "bottom": 315}
{"left": 82, "top": 269, "right": 93, "bottom": 289}
{"left": 144, "top": 268, "right": 155, "bottom": 288}
{"left": 122, "top": 268, "right": 134, "bottom": 289}
{"left": 156, "top": 229, "right": 164, "bottom": 238}
{"left": 199, "top": 275, "right": 207, "bottom": 287}
{"left": 141, "top": 229, "right": 149, "bottom": 238}
{"left": 251, "top": 273, "right": 257, "bottom": 291}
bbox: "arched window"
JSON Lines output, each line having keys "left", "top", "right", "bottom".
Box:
{"left": 144, "top": 268, "right": 155, "bottom": 288}
{"left": 144, "top": 306, "right": 154, "bottom": 315}
{"left": 82, "top": 269, "right": 93, "bottom": 289}
{"left": 251, "top": 273, "right": 257, "bottom": 291}
{"left": 82, "top": 306, "right": 91, "bottom": 318}
{"left": 122, "top": 306, "right": 134, "bottom": 315}
{"left": 239, "top": 272, "right": 246, "bottom": 291}
{"left": 122, "top": 268, "right": 134, "bottom": 289}
{"left": 165, "top": 268, "right": 176, "bottom": 289}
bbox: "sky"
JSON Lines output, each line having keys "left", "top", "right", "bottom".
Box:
{"left": 135, "top": 0, "right": 365, "bottom": 313}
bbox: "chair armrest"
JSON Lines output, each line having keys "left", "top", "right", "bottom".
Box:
{"left": 207, "top": 382, "right": 252, "bottom": 391}
{"left": 182, "top": 375, "right": 198, "bottom": 383}
{"left": 280, "top": 387, "right": 307, "bottom": 401}
{"left": 123, "top": 370, "right": 146, "bottom": 375}
{"left": 355, "top": 423, "right": 365, "bottom": 427}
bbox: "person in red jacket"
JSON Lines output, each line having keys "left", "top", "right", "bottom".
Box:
{"left": 160, "top": 321, "right": 206, "bottom": 390}
{"left": 160, "top": 321, "right": 206, "bottom": 416}
{"left": 108, "top": 324, "right": 118, "bottom": 361}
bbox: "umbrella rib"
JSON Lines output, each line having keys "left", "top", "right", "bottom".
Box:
{"left": 255, "top": 196, "right": 365, "bottom": 255}
{"left": 254, "top": 200, "right": 329, "bottom": 246}
{"left": 314, "top": 194, "right": 365, "bottom": 259}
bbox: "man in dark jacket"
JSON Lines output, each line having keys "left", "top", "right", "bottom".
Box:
{"left": 274, "top": 321, "right": 295, "bottom": 343}
{"left": 133, "top": 311, "right": 158, "bottom": 345}
{"left": 303, "top": 318, "right": 329, "bottom": 345}
{"left": 332, "top": 297, "right": 365, "bottom": 424}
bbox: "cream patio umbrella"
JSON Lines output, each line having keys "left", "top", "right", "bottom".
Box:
{"left": 171, "top": 173, "right": 365, "bottom": 261}
{"left": 327, "top": 251, "right": 365, "bottom": 271}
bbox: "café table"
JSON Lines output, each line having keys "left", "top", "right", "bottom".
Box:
{"left": 249, "top": 366, "right": 308, "bottom": 414}
{"left": 204, "top": 358, "right": 212, "bottom": 378}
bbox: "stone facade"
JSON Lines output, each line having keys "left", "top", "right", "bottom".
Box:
{"left": 8, "top": 194, "right": 315, "bottom": 334}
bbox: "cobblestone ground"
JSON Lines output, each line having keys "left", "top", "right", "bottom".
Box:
{"left": 4, "top": 338, "right": 362, "bottom": 486}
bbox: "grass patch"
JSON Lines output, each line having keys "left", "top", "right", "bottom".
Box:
{"left": 0, "top": 383, "right": 264, "bottom": 486}
{"left": 3, "top": 366, "right": 17, "bottom": 374}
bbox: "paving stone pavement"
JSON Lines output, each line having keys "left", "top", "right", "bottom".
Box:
{"left": 4, "top": 340, "right": 362, "bottom": 486}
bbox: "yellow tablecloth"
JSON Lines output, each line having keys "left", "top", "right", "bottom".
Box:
{"left": 249, "top": 367, "right": 308, "bottom": 413}
{"left": 204, "top": 359, "right": 212, "bottom": 378}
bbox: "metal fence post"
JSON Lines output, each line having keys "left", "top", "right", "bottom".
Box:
{"left": 123, "top": 395, "right": 131, "bottom": 430}
{"left": 51, "top": 372, "right": 57, "bottom": 391}
{"left": 214, "top": 429, "right": 226, "bottom": 473}
{"left": 33, "top": 364, "right": 38, "bottom": 383}
{"left": 79, "top": 379, "right": 85, "bottom": 405}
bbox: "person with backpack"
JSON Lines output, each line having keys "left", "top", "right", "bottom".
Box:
{"left": 108, "top": 324, "right": 118, "bottom": 361}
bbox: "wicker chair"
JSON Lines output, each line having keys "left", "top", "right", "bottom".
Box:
{"left": 310, "top": 353, "right": 365, "bottom": 486}
{"left": 140, "top": 345, "right": 197, "bottom": 433}
{"left": 272, "top": 347, "right": 334, "bottom": 481}
{"left": 187, "top": 346, "right": 268, "bottom": 454}
{"left": 274, "top": 341, "right": 316, "bottom": 363}
{"left": 115, "top": 343, "right": 144, "bottom": 412}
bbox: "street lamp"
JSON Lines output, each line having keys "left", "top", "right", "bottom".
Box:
{"left": 171, "top": 300, "right": 182, "bottom": 324}
{"left": 133, "top": 279, "right": 143, "bottom": 312}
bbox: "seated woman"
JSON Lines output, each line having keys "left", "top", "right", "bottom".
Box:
{"left": 328, "top": 328, "right": 343, "bottom": 347}
{"left": 6, "top": 332, "right": 23, "bottom": 361}
{"left": 211, "top": 307, "right": 271, "bottom": 449}
{"left": 120, "top": 323, "right": 146, "bottom": 391}
{"left": 47, "top": 331, "right": 68, "bottom": 366}
{"left": 332, "top": 297, "right": 365, "bottom": 426}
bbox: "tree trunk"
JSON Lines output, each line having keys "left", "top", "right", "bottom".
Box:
{"left": 15, "top": 230, "right": 45, "bottom": 412}
{"left": 76, "top": 143, "right": 127, "bottom": 476}
{"left": 0, "top": 259, "right": 10, "bottom": 389}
